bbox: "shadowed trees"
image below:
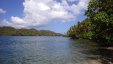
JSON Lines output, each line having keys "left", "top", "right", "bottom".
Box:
{"left": 67, "top": 0, "right": 113, "bottom": 46}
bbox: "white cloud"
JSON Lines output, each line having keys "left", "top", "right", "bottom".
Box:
{"left": 0, "top": 0, "right": 89, "bottom": 28}
{"left": 0, "top": 8, "right": 6, "bottom": 14}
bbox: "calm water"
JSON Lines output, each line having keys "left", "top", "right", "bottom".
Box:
{"left": 0, "top": 36, "right": 112, "bottom": 64}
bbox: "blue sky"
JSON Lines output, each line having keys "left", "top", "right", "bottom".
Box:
{"left": 0, "top": 0, "right": 88, "bottom": 34}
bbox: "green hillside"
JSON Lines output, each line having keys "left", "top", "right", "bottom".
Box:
{"left": 0, "top": 26, "right": 62, "bottom": 36}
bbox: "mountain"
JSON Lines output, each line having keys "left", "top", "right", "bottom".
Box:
{"left": 0, "top": 26, "right": 62, "bottom": 36}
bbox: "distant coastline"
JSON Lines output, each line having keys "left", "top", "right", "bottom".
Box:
{"left": 0, "top": 26, "right": 63, "bottom": 36}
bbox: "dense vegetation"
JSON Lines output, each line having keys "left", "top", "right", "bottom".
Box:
{"left": 0, "top": 26, "right": 62, "bottom": 36}
{"left": 67, "top": 0, "right": 113, "bottom": 46}
{"left": 67, "top": 19, "right": 93, "bottom": 39}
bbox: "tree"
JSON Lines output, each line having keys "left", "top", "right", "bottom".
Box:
{"left": 67, "top": 19, "right": 93, "bottom": 39}
{"left": 85, "top": 0, "right": 113, "bottom": 45}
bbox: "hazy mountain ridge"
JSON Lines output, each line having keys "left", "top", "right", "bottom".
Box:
{"left": 0, "top": 26, "right": 62, "bottom": 36}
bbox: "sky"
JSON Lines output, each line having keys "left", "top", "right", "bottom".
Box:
{"left": 0, "top": 0, "right": 89, "bottom": 34}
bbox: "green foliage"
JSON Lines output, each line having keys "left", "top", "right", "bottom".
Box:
{"left": 68, "top": 0, "right": 113, "bottom": 46}
{"left": 67, "top": 19, "right": 93, "bottom": 39}
{"left": 0, "top": 26, "right": 62, "bottom": 36}
{"left": 86, "top": 0, "right": 113, "bottom": 45}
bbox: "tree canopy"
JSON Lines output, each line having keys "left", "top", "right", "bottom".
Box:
{"left": 67, "top": 0, "right": 113, "bottom": 46}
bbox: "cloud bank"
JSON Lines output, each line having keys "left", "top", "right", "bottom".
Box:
{"left": 0, "top": 0, "right": 89, "bottom": 28}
